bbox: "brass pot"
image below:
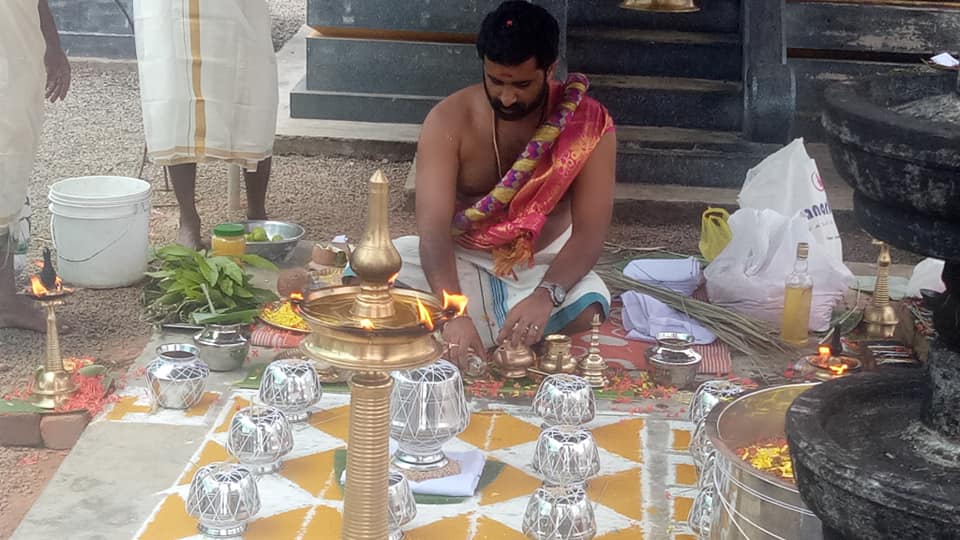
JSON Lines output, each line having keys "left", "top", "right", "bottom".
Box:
{"left": 539, "top": 334, "right": 578, "bottom": 374}
{"left": 620, "top": 0, "right": 700, "bottom": 13}
{"left": 493, "top": 343, "right": 536, "bottom": 379}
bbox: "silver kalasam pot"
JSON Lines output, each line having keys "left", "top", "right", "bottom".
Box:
{"left": 145, "top": 343, "right": 210, "bottom": 409}
{"left": 193, "top": 324, "right": 250, "bottom": 372}
{"left": 645, "top": 332, "right": 702, "bottom": 389}
{"left": 706, "top": 383, "right": 822, "bottom": 540}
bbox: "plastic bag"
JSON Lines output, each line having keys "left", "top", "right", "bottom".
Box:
{"left": 738, "top": 138, "right": 843, "bottom": 262}
{"left": 704, "top": 208, "right": 854, "bottom": 332}
{"left": 698, "top": 207, "right": 732, "bottom": 262}
{"left": 906, "top": 258, "right": 946, "bottom": 298}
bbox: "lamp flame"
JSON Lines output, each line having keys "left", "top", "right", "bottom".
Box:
{"left": 818, "top": 345, "right": 831, "bottom": 358}
{"left": 829, "top": 363, "right": 848, "bottom": 376}
{"left": 415, "top": 298, "right": 434, "bottom": 331}
{"left": 388, "top": 273, "right": 399, "bottom": 286}
{"left": 359, "top": 319, "right": 375, "bottom": 331}
{"left": 442, "top": 291, "right": 468, "bottom": 317}
{"left": 290, "top": 292, "right": 304, "bottom": 302}
{"left": 30, "top": 275, "right": 63, "bottom": 297}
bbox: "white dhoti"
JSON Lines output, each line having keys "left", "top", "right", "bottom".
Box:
{"left": 133, "top": 0, "right": 278, "bottom": 171}
{"left": 0, "top": 0, "right": 44, "bottom": 273}
{"left": 391, "top": 230, "right": 611, "bottom": 350}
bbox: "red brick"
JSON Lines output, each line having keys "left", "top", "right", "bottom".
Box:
{"left": 40, "top": 411, "right": 90, "bottom": 450}
{"left": 0, "top": 413, "right": 43, "bottom": 447}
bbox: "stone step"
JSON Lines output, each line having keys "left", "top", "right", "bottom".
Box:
{"left": 568, "top": 27, "right": 742, "bottom": 81}
{"left": 589, "top": 74, "right": 742, "bottom": 131}
{"left": 615, "top": 126, "right": 779, "bottom": 188}
{"left": 290, "top": 78, "right": 441, "bottom": 123}
{"left": 569, "top": 0, "right": 741, "bottom": 35}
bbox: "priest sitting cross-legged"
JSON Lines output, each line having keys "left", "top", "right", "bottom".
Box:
{"left": 398, "top": 1, "right": 617, "bottom": 368}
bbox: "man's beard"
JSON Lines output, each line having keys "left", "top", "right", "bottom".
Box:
{"left": 486, "top": 79, "right": 548, "bottom": 121}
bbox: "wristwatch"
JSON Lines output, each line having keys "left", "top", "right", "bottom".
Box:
{"left": 537, "top": 281, "right": 567, "bottom": 307}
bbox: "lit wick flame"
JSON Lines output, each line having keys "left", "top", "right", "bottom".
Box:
{"left": 442, "top": 291, "right": 468, "bottom": 317}
{"left": 289, "top": 292, "right": 304, "bottom": 303}
{"left": 818, "top": 345, "right": 831, "bottom": 359}
{"left": 416, "top": 298, "right": 435, "bottom": 331}
{"left": 359, "top": 319, "right": 375, "bottom": 331}
{"left": 829, "top": 363, "right": 848, "bottom": 376}
{"left": 30, "top": 275, "right": 63, "bottom": 297}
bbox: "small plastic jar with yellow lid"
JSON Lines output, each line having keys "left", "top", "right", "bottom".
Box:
{"left": 212, "top": 223, "right": 246, "bottom": 257}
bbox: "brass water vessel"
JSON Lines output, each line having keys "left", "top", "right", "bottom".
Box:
{"left": 539, "top": 334, "right": 577, "bottom": 374}
{"left": 493, "top": 342, "right": 536, "bottom": 379}
{"left": 299, "top": 170, "right": 451, "bottom": 540}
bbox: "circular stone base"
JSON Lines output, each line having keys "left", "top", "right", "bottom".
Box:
{"left": 786, "top": 370, "right": 960, "bottom": 539}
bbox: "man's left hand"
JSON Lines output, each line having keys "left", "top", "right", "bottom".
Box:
{"left": 498, "top": 289, "right": 553, "bottom": 348}
{"left": 44, "top": 48, "right": 70, "bottom": 102}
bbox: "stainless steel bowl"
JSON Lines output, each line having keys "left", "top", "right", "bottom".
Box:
{"left": 240, "top": 220, "right": 305, "bottom": 264}
{"left": 193, "top": 323, "right": 250, "bottom": 372}
{"left": 645, "top": 332, "right": 702, "bottom": 390}
{"left": 226, "top": 405, "right": 294, "bottom": 475}
{"left": 521, "top": 485, "right": 597, "bottom": 540}
{"left": 259, "top": 358, "right": 323, "bottom": 422}
{"left": 145, "top": 343, "right": 210, "bottom": 409}
{"left": 186, "top": 462, "right": 261, "bottom": 537}
{"left": 390, "top": 359, "right": 470, "bottom": 471}
{"left": 531, "top": 426, "right": 601, "bottom": 487}
{"left": 689, "top": 379, "right": 746, "bottom": 424}
{"left": 532, "top": 374, "right": 596, "bottom": 427}
{"left": 387, "top": 471, "right": 417, "bottom": 540}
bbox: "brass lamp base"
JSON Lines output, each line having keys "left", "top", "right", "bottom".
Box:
{"left": 619, "top": 0, "right": 700, "bottom": 13}
{"left": 31, "top": 368, "right": 76, "bottom": 409}
{"left": 863, "top": 305, "right": 899, "bottom": 339}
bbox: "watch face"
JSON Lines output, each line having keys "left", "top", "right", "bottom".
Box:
{"left": 552, "top": 285, "right": 566, "bottom": 305}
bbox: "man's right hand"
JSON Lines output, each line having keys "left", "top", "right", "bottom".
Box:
{"left": 442, "top": 316, "right": 486, "bottom": 368}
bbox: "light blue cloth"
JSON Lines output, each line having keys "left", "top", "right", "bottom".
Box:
{"left": 620, "top": 291, "right": 716, "bottom": 345}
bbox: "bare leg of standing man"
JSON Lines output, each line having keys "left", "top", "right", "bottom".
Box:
{"left": 168, "top": 163, "right": 203, "bottom": 250}
{"left": 244, "top": 157, "right": 271, "bottom": 221}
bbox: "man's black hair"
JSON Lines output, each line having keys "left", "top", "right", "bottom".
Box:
{"left": 476, "top": 1, "right": 560, "bottom": 70}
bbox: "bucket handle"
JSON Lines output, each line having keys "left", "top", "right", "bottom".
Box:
{"left": 50, "top": 213, "right": 137, "bottom": 264}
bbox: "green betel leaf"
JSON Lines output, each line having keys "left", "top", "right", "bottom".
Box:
{"left": 144, "top": 270, "right": 176, "bottom": 280}
{"left": 209, "top": 256, "right": 245, "bottom": 284}
{"left": 239, "top": 253, "right": 278, "bottom": 271}
{"left": 219, "top": 278, "right": 234, "bottom": 297}
{"left": 197, "top": 257, "right": 219, "bottom": 286}
{"left": 192, "top": 308, "right": 260, "bottom": 325}
{"left": 155, "top": 244, "right": 196, "bottom": 260}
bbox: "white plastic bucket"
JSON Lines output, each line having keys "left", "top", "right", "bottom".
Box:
{"left": 48, "top": 176, "right": 152, "bottom": 288}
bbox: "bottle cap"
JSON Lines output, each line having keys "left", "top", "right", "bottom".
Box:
{"left": 797, "top": 242, "right": 809, "bottom": 259}
{"left": 213, "top": 223, "right": 245, "bottom": 238}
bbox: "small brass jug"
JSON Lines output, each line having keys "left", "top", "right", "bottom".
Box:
{"left": 493, "top": 343, "right": 536, "bottom": 379}
{"left": 539, "top": 334, "right": 578, "bottom": 374}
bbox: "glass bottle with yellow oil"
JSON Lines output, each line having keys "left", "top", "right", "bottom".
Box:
{"left": 780, "top": 242, "right": 813, "bottom": 346}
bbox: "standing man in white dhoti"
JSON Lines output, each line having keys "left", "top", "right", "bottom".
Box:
{"left": 133, "top": 0, "right": 279, "bottom": 249}
{"left": 0, "top": 0, "right": 71, "bottom": 332}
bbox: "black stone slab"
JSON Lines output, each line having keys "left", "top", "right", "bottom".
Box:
{"left": 290, "top": 79, "right": 441, "bottom": 123}
{"left": 588, "top": 75, "right": 742, "bottom": 130}
{"left": 853, "top": 193, "right": 960, "bottom": 263}
{"left": 787, "top": 371, "right": 960, "bottom": 540}
{"left": 308, "top": 0, "right": 567, "bottom": 35}
{"left": 305, "top": 37, "right": 478, "bottom": 95}
{"left": 822, "top": 73, "right": 960, "bottom": 221}
{"left": 568, "top": 28, "right": 742, "bottom": 81}
{"left": 568, "top": 0, "right": 740, "bottom": 34}
{"left": 785, "top": 2, "right": 960, "bottom": 55}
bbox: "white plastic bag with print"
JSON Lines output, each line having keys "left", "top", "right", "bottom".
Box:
{"left": 704, "top": 208, "right": 854, "bottom": 332}
{"left": 738, "top": 138, "right": 843, "bottom": 263}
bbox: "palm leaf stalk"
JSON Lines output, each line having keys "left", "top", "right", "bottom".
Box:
{"left": 596, "top": 266, "right": 796, "bottom": 357}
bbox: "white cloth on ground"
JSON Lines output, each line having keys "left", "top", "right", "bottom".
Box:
{"left": 0, "top": 0, "right": 45, "bottom": 235}
{"left": 393, "top": 228, "right": 611, "bottom": 350}
{"left": 623, "top": 257, "right": 703, "bottom": 296}
{"left": 133, "top": 0, "right": 278, "bottom": 171}
{"left": 620, "top": 291, "right": 717, "bottom": 345}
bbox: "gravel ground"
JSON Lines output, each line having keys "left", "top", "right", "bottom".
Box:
{"left": 0, "top": 2, "right": 926, "bottom": 533}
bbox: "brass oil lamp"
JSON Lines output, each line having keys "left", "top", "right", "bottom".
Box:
{"left": 863, "top": 240, "right": 899, "bottom": 338}
{"left": 299, "top": 170, "right": 457, "bottom": 540}
{"left": 25, "top": 248, "right": 77, "bottom": 409}
{"left": 619, "top": 0, "right": 700, "bottom": 13}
